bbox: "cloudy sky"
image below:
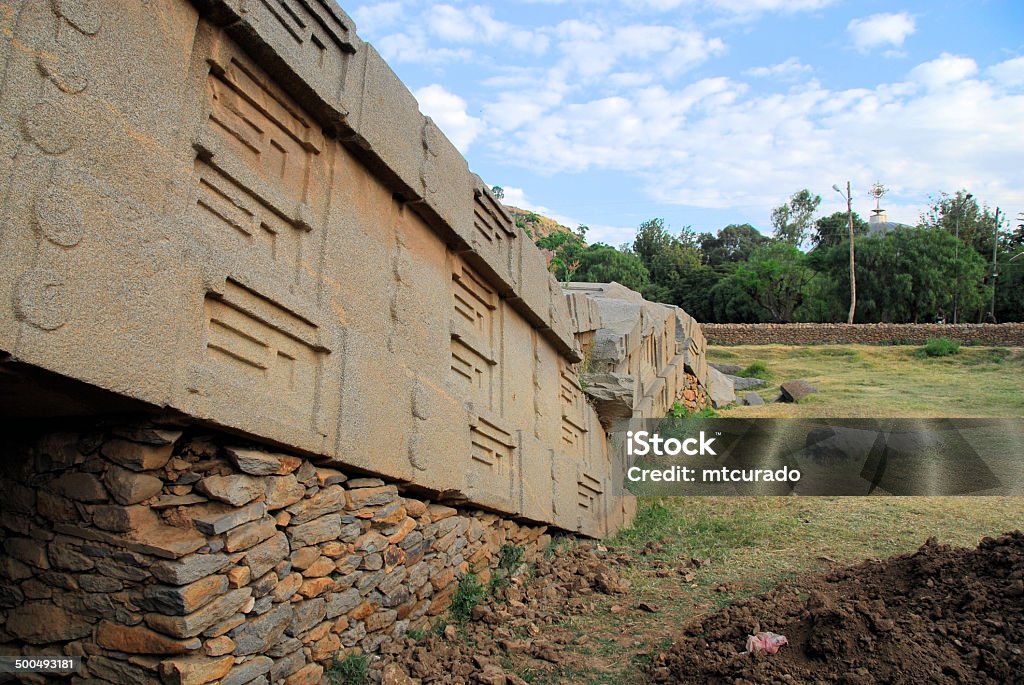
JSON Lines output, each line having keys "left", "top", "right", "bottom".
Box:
{"left": 349, "top": 0, "right": 1024, "bottom": 245}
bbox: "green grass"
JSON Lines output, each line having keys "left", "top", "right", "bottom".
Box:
{"left": 326, "top": 653, "right": 369, "bottom": 685}
{"left": 705, "top": 344, "right": 1024, "bottom": 417}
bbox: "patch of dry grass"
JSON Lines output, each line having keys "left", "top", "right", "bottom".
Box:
{"left": 709, "top": 344, "right": 1024, "bottom": 418}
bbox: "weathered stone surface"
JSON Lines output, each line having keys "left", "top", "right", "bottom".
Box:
{"left": 346, "top": 485, "right": 399, "bottom": 510}
{"left": 284, "top": 663, "right": 324, "bottom": 685}
{"left": 158, "top": 654, "right": 233, "bottom": 685}
{"left": 55, "top": 516, "right": 206, "bottom": 560}
{"left": 287, "top": 514, "right": 345, "bottom": 547}
{"left": 193, "top": 502, "right": 266, "bottom": 535}
{"left": 263, "top": 476, "right": 305, "bottom": 510}
{"left": 581, "top": 372, "right": 635, "bottom": 427}
{"left": 144, "top": 588, "right": 252, "bottom": 638}
{"left": 706, "top": 366, "right": 737, "bottom": 409}
{"left": 225, "top": 447, "right": 292, "bottom": 475}
{"left": 203, "top": 635, "right": 235, "bottom": 657}
{"left": 728, "top": 375, "right": 767, "bottom": 391}
{"left": 287, "top": 485, "right": 346, "bottom": 525}
{"left": 96, "top": 620, "right": 202, "bottom": 654}
{"left": 232, "top": 603, "right": 292, "bottom": 656}
{"left": 5, "top": 603, "right": 92, "bottom": 643}
{"left": 743, "top": 391, "right": 765, "bottom": 406}
{"left": 780, "top": 379, "right": 819, "bottom": 403}
{"left": 269, "top": 649, "right": 306, "bottom": 682}
{"left": 286, "top": 597, "right": 327, "bottom": 636}
{"left": 104, "top": 465, "right": 164, "bottom": 505}
{"left": 709, "top": 363, "right": 743, "bottom": 375}
{"left": 145, "top": 575, "right": 229, "bottom": 615}
{"left": 244, "top": 531, "right": 289, "bottom": 579}
{"left": 91, "top": 504, "right": 155, "bottom": 533}
{"left": 51, "top": 472, "right": 107, "bottom": 502}
{"left": 225, "top": 516, "right": 277, "bottom": 552}
{"left": 315, "top": 467, "right": 347, "bottom": 486}
{"left": 220, "top": 656, "right": 272, "bottom": 685}
{"left": 6, "top": 537, "right": 49, "bottom": 568}
{"left": 88, "top": 655, "right": 151, "bottom": 685}
{"left": 327, "top": 585, "right": 364, "bottom": 618}
{"left": 196, "top": 475, "right": 264, "bottom": 507}
{"left": 102, "top": 439, "right": 174, "bottom": 471}
{"left": 151, "top": 553, "right": 230, "bottom": 586}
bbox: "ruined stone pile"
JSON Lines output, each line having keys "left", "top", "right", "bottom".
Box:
{"left": 0, "top": 424, "right": 551, "bottom": 684}
{"left": 372, "top": 541, "right": 633, "bottom": 685}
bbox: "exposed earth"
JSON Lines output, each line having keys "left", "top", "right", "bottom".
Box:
{"left": 372, "top": 532, "right": 1024, "bottom": 685}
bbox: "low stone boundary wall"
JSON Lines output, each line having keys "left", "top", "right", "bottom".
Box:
{"left": 0, "top": 421, "right": 550, "bottom": 683}
{"left": 701, "top": 323, "right": 1024, "bottom": 346}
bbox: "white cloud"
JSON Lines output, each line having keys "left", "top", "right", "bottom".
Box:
{"left": 848, "top": 12, "right": 916, "bottom": 53}
{"left": 909, "top": 53, "right": 978, "bottom": 89}
{"left": 988, "top": 56, "right": 1024, "bottom": 88}
{"left": 745, "top": 57, "right": 812, "bottom": 78}
{"left": 351, "top": 2, "right": 403, "bottom": 36}
{"left": 413, "top": 84, "right": 484, "bottom": 153}
{"left": 426, "top": 4, "right": 549, "bottom": 54}
{"left": 376, "top": 29, "right": 472, "bottom": 64}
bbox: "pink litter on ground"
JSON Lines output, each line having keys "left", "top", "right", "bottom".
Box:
{"left": 745, "top": 631, "right": 788, "bottom": 654}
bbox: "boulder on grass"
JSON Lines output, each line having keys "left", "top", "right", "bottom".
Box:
{"left": 779, "top": 380, "right": 818, "bottom": 403}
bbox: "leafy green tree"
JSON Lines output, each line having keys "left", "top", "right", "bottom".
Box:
{"left": 698, "top": 224, "right": 770, "bottom": 269}
{"left": 920, "top": 190, "right": 1002, "bottom": 259}
{"left": 734, "top": 242, "right": 813, "bottom": 322}
{"left": 708, "top": 270, "right": 771, "bottom": 323}
{"left": 771, "top": 189, "right": 821, "bottom": 246}
{"left": 812, "top": 211, "right": 869, "bottom": 249}
{"left": 491, "top": 185, "right": 504, "bottom": 200}
{"left": 536, "top": 227, "right": 586, "bottom": 282}
{"left": 574, "top": 244, "right": 649, "bottom": 291}
{"left": 632, "top": 218, "right": 675, "bottom": 267}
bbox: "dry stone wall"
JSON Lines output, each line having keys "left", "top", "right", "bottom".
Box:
{"left": 702, "top": 323, "right": 1024, "bottom": 346}
{"left": 0, "top": 422, "right": 551, "bottom": 683}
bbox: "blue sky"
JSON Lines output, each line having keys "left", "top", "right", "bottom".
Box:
{"left": 348, "top": 0, "right": 1024, "bottom": 246}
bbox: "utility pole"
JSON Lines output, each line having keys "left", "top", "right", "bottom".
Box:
{"left": 832, "top": 182, "right": 856, "bottom": 324}
{"left": 952, "top": 192, "right": 972, "bottom": 325}
{"left": 990, "top": 207, "right": 1000, "bottom": 322}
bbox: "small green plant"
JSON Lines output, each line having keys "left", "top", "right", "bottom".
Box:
{"left": 498, "top": 543, "right": 525, "bottom": 572}
{"left": 921, "top": 337, "right": 960, "bottom": 357}
{"left": 449, "top": 572, "right": 486, "bottom": 622}
{"left": 406, "top": 627, "right": 428, "bottom": 642}
{"left": 327, "top": 652, "right": 369, "bottom": 685}
{"left": 667, "top": 401, "right": 717, "bottom": 419}
{"left": 739, "top": 361, "right": 770, "bottom": 379}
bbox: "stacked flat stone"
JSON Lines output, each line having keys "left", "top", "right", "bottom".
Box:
{"left": 0, "top": 424, "right": 551, "bottom": 684}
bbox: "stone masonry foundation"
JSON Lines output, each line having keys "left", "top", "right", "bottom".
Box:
{"left": 0, "top": 420, "right": 552, "bottom": 684}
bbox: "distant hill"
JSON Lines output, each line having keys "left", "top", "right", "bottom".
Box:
{"left": 506, "top": 206, "right": 573, "bottom": 240}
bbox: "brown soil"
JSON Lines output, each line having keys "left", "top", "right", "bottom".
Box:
{"left": 652, "top": 532, "right": 1024, "bottom": 685}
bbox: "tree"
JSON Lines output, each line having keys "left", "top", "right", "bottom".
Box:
{"left": 574, "top": 244, "right": 649, "bottom": 292}
{"left": 536, "top": 227, "right": 586, "bottom": 282}
{"left": 632, "top": 218, "right": 675, "bottom": 267}
{"left": 699, "top": 224, "right": 770, "bottom": 269}
{"left": 812, "top": 211, "right": 869, "bottom": 249}
{"left": 734, "top": 242, "right": 813, "bottom": 322}
{"left": 771, "top": 189, "right": 821, "bottom": 246}
{"left": 491, "top": 185, "right": 504, "bottom": 200}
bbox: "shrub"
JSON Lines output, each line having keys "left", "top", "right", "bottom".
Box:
{"left": 327, "top": 653, "right": 369, "bottom": 685}
{"left": 922, "top": 338, "right": 960, "bottom": 357}
{"left": 739, "top": 361, "right": 770, "bottom": 379}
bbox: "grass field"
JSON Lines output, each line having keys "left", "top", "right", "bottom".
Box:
{"left": 708, "top": 344, "right": 1024, "bottom": 418}
{"left": 517, "top": 344, "right": 1024, "bottom": 684}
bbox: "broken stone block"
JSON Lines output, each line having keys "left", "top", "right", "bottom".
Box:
{"left": 50, "top": 472, "right": 108, "bottom": 502}
{"left": 150, "top": 553, "right": 230, "bottom": 586}
{"left": 780, "top": 379, "right": 819, "bottom": 403}
{"left": 192, "top": 501, "right": 266, "bottom": 535}
{"left": 582, "top": 372, "right": 635, "bottom": 427}
{"left": 104, "top": 465, "right": 163, "bottom": 505}
{"left": 96, "top": 620, "right": 202, "bottom": 654}
{"left": 196, "top": 475, "right": 264, "bottom": 507}
{"left": 244, "top": 531, "right": 289, "bottom": 580}
{"left": 286, "top": 485, "right": 346, "bottom": 525}
{"left": 263, "top": 475, "right": 305, "bottom": 510}
{"left": 144, "top": 588, "right": 252, "bottom": 638}
{"left": 144, "top": 575, "right": 229, "bottom": 615}
{"left": 101, "top": 439, "right": 175, "bottom": 471}
{"left": 158, "top": 654, "right": 233, "bottom": 685}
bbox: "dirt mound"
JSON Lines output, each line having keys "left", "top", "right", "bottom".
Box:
{"left": 653, "top": 532, "right": 1024, "bottom": 684}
